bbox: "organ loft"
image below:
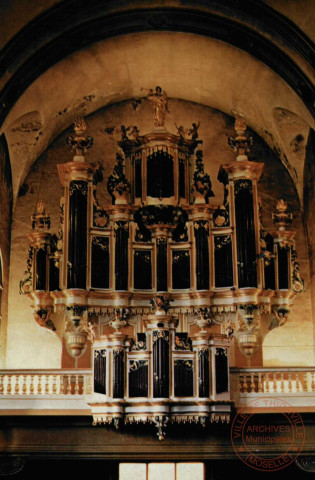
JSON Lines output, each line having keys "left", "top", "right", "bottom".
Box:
{"left": 20, "top": 87, "right": 304, "bottom": 439}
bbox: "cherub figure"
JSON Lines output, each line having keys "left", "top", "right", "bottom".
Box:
{"left": 188, "top": 122, "right": 200, "bottom": 140}
{"left": 269, "top": 308, "right": 289, "bottom": 330}
{"left": 34, "top": 309, "right": 56, "bottom": 332}
{"left": 87, "top": 321, "right": 97, "bottom": 343}
{"left": 126, "top": 125, "right": 141, "bottom": 143}
{"left": 175, "top": 124, "right": 187, "bottom": 140}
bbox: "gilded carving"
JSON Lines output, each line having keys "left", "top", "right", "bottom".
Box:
{"left": 91, "top": 236, "right": 109, "bottom": 251}
{"left": 92, "top": 191, "right": 108, "bottom": 228}
{"left": 152, "top": 330, "right": 169, "bottom": 343}
{"left": 213, "top": 204, "right": 229, "bottom": 227}
{"left": 150, "top": 295, "right": 172, "bottom": 315}
{"left": 214, "top": 235, "right": 231, "bottom": 250}
{"left": 191, "top": 150, "right": 214, "bottom": 204}
{"left": 141, "top": 86, "right": 169, "bottom": 127}
{"left": 174, "top": 359, "right": 193, "bottom": 370}
{"left": 110, "top": 308, "right": 130, "bottom": 332}
{"left": 34, "top": 308, "right": 56, "bottom": 332}
{"left": 107, "top": 152, "right": 130, "bottom": 204}
{"left": 193, "top": 307, "right": 212, "bottom": 332}
{"left": 234, "top": 178, "right": 252, "bottom": 195}
{"left": 269, "top": 308, "right": 289, "bottom": 330}
{"left": 31, "top": 201, "right": 51, "bottom": 231}
{"left": 228, "top": 114, "right": 253, "bottom": 159}
{"left": 130, "top": 334, "right": 146, "bottom": 351}
{"left": 291, "top": 248, "right": 304, "bottom": 293}
{"left": 69, "top": 180, "right": 88, "bottom": 196}
{"left": 66, "top": 117, "right": 93, "bottom": 154}
{"left": 129, "top": 360, "right": 148, "bottom": 371}
{"left": 174, "top": 333, "right": 192, "bottom": 351}
{"left": 19, "top": 247, "right": 33, "bottom": 294}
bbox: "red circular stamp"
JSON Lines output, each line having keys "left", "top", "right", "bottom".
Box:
{"left": 231, "top": 397, "right": 305, "bottom": 471}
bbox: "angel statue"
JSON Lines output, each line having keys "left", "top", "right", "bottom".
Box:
{"left": 141, "top": 86, "right": 169, "bottom": 127}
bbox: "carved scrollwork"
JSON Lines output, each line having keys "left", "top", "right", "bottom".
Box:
{"left": 295, "top": 456, "right": 315, "bottom": 473}
{"left": 94, "top": 349, "right": 106, "bottom": 359}
{"left": 129, "top": 360, "right": 149, "bottom": 371}
{"left": 107, "top": 152, "right": 131, "bottom": 203}
{"left": 191, "top": 150, "right": 214, "bottom": 203}
{"left": 135, "top": 225, "right": 152, "bottom": 242}
{"left": 198, "top": 347, "right": 209, "bottom": 359}
{"left": 194, "top": 220, "right": 209, "bottom": 232}
{"left": 113, "top": 347, "right": 124, "bottom": 357}
{"left": 19, "top": 247, "right": 33, "bottom": 294}
{"left": 152, "top": 414, "right": 169, "bottom": 441}
{"left": 174, "top": 333, "right": 192, "bottom": 351}
{"left": 214, "top": 235, "right": 232, "bottom": 250}
{"left": 172, "top": 250, "right": 189, "bottom": 263}
{"left": 213, "top": 204, "right": 229, "bottom": 227}
{"left": 114, "top": 221, "right": 129, "bottom": 232}
{"left": 135, "top": 204, "right": 188, "bottom": 229}
{"left": 234, "top": 179, "right": 252, "bottom": 195}
{"left": 291, "top": 248, "right": 304, "bottom": 293}
{"left": 92, "top": 192, "right": 108, "bottom": 228}
{"left": 215, "top": 347, "right": 227, "bottom": 356}
{"left": 152, "top": 330, "right": 169, "bottom": 343}
{"left": 92, "top": 236, "right": 109, "bottom": 250}
{"left": 69, "top": 180, "right": 88, "bottom": 196}
{"left": 130, "top": 333, "right": 146, "bottom": 351}
{"left": 0, "top": 457, "right": 25, "bottom": 476}
{"left": 174, "top": 359, "right": 193, "bottom": 370}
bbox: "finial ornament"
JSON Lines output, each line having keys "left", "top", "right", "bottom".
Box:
{"left": 31, "top": 201, "right": 50, "bottom": 231}
{"left": 235, "top": 304, "right": 260, "bottom": 356}
{"left": 272, "top": 198, "right": 294, "bottom": 245}
{"left": 228, "top": 113, "right": 253, "bottom": 161}
{"left": 66, "top": 116, "right": 93, "bottom": 158}
{"left": 65, "top": 306, "right": 89, "bottom": 357}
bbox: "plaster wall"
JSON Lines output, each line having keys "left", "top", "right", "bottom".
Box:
{"left": 3, "top": 32, "right": 313, "bottom": 207}
{"left": 0, "top": 135, "right": 12, "bottom": 368}
{"left": 5, "top": 100, "right": 313, "bottom": 368}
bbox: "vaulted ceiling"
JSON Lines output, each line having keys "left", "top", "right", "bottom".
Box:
{"left": 0, "top": 0, "right": 314, "bottom": 208}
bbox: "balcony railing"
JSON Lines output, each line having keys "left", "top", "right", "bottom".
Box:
{"left": 1, "top": 368, "right": 314, "bottom": 413}
{"left": 0, "top": 369, "right": 92, "bottom": 414}
{"left": 230, "top": 367, "right": 315, "bottom": 410}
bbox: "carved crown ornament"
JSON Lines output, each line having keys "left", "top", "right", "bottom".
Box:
{"left": 19, "top": 110, "right": 305, "bottom": 439}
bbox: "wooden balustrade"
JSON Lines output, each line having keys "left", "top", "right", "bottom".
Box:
{"left": 230, "top": 367, "right": 315, "bottom": 396}
{"left": 0, "top": 370, "right": 91, "bottom": 396}
{"left": 1, "top": 367, "right": 314, "bottom": 411}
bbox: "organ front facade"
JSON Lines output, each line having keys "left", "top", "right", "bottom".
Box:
{"left": 20, "top": 94, "right": 304, "bottom": 438}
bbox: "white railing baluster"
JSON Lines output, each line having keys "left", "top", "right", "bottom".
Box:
{"left": 0, "top": 369, "right": 91, "bottom": 400}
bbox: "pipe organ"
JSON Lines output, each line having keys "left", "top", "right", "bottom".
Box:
{"left": 20, "top": 94, "right": 304, "bottom": 438}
